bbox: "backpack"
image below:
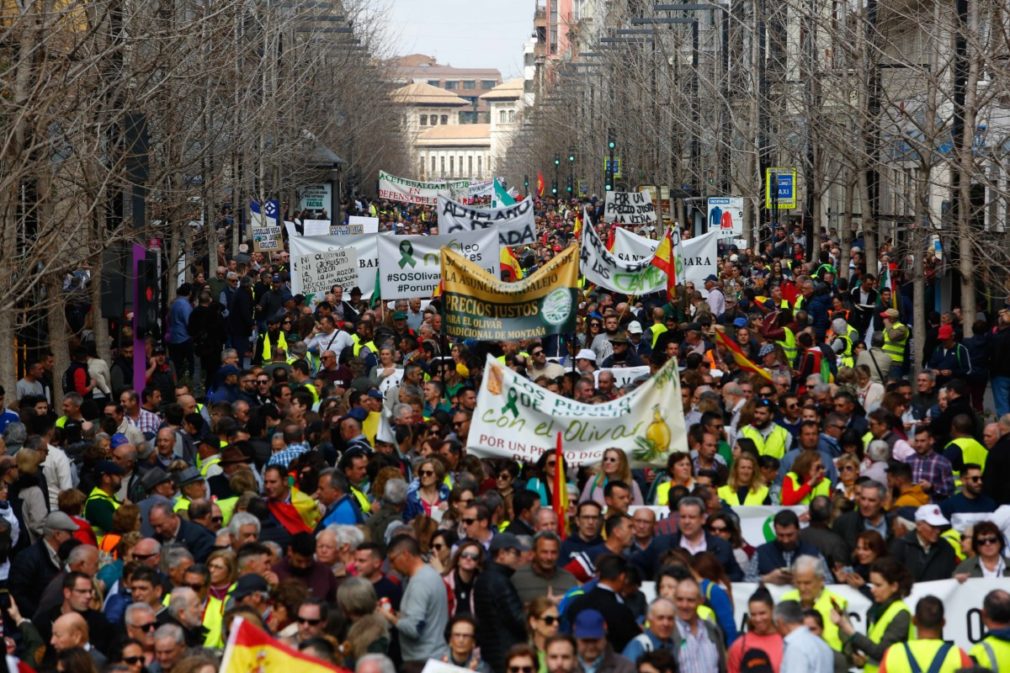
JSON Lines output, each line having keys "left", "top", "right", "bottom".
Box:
{"left": 738, "top": 635, "right": 775, "bottom": 673}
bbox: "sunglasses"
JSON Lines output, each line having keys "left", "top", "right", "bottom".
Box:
{"left": 509, "top": 667, "right": 534, "bottom": 673}
{"left": 432, "top": 543, "right": 445, "bottom": 551}
{"left": 123, "top": 657, "right": 145, "bottom": 665}
{"left": 419, "top": 470, "right": 435, "bottom": 477}
{"left": 977, "top": 536, "right": 1000, "bottom": 545}
{"left": 453, "top": 421, "right": 466, "bottom": 428}
{"left": 133, "top": 553, "right": 158, "bottom": 561}
{"left": 966, "top": 476, "right": 982, "bottom": 482}
{"left": 133, "top": 622, "right": 157, "bottom": 632}
{"left": 603, "top": 457, "right": 618, "bottom": 463}
{"left": 457, "top": 498, "right": 474, "bottom": 506}
{"left": 211, "top": 516, "right": 223, "bottom": 523}
{"left": 540, "top": 615, "right": 559, "bottom": 625}
{"left": 257, "top": 379, "right": 270, "bottom": 384}
{"left": 460, "top": 551, "right": 481, "bottom": 560}
{"left": 186, "top": 583, "right": 205, "bottom": 592}
{"left": 298, "top": 616, "right": 323, "bottom": 625}
{"left": 461, "top": 518, "right": 477, "bottom": 525}
{"left": 532, "top": 351, "right": 544, "bottom": 356}
{"left": 497, "top": 473, "right": 512, "bottom": 480}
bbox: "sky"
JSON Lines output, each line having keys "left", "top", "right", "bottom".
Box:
{"left": 379, "top": 0, "right": 534, "bottom": 78}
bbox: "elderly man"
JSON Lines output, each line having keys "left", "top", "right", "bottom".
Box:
{"left": 774, "top": 600, "right": 834, "bottom": 673}
{"left": 622, "top": 598, "right": 677, "bottom": 661}
{"left": 149, "top": 502, "right": 215, "bottom": 562}
{"left": 10, "top": 511, "right": 78, "bottom": 617}
{"left": 34, "top": 544, "right": 100, "bottom": 619}
{"left": 671, "top": 578, "right": 726, "bottom": 673}
{"left": 153, "top": 623, "right": 188, "bottom": 673}
{"left": 164, "top": 587, "right": 207, "bottom": 647}
{"left": 123, "top": 603, "right": 158, "bottom": 664}
{"left": 779, "top": 556, "right": 847, "bottom": 652}
{"left": 889, "top": 504, "right": 958, "bottom": 582}
{"left": 51, "top": 612, "right": 106, "bottom": 668}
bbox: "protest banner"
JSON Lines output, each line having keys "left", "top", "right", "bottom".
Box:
{"left": 604, "top": 190, "right": 657, "bottom": 225}
{"left": 453, "top": 179, "right": 493, "bottom": 203}
{"left": 707, "top": 196, "right": 745, "bottom": 239}
{"left": 637, "top": 579, "right": 999, "bottom": 651}
{"left": 594, "top": 366, "right": 650, "bottom": 389}
{"left": 441, "top": 245, "right": 580, "bottom": 341}
{"left": 297, "top": 184, "right": 331, "bottom": 213}
{"left": 377, "top": 229, "right": 498, "bottom": 300}
{"left": 345, "top": 216, "right": 379, "bottom": 234}
{"left": 613, "top": 228, "right": 719, "bottom": 283}
{"left": 377, "top": 369, "right": 404, "bottom": 396}
{"left": 302, "top": 220, "right": 331, "bottom": 237}
{"left": 579, "top": 219, "right": 666, "bottom": 294}
{"left": 378, "top": 170, "right": 470, "bottom": 206}
{"left": 250, "top": 200, "right": 282, "bottom": 252}
{"left": 288, "top": 233, "right": 378, "bottom": 298}
{"left": 294, "top": 249, "right": 358, "bottom": 297}
{"left": 468, "top": 354, "right": 687, "bottom": 466}
{"left": 436, "top": 195, "right": 537, "bottom": 246}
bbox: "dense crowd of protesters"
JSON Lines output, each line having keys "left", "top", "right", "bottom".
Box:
{"left": 2, "top": 194, "right": 1010, "bottom": 673}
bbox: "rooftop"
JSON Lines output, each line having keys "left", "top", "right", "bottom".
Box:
{"left": 480, "top": 78, "right": 525, "bottom": 101}
{"left": 389, "top": 54, "right": 502, "bottom": 81}
{"left": 417, "top": 123, "right": 492, "bottom": 147}
{"left": 391, "top": 82, "right": 470, "bottom": 107}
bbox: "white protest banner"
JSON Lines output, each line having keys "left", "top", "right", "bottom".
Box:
{"left": 638, "top": 579, "right": 992, "bottom": 650}
{"left": 594, "top": 366, "right": 650, "bottom": 389}
{"left": 377, "top": 369, "right": 404, "bottom": 396}
{"left": 420, "top": 659, "right": 472, "bottom": 673}
{"left": 604, "top": 191, "right": 658, "bottom": 225}
{"left": 294, "top": 249, "right": 358, "bottom": 297}
{"left": 707, "top": 196, "right": 745, "bottom": 239}
{"left": 468, "top": 355, "right": 687, "bottom": 466}
{"left": 377, "top": 229, "right": 498, "bottom": 300}
{"left": 378, "top": 170, "right": 470, "bottom": 206}
{"left": 250, "top": 200, "right": 282, "bottom": 252}
{"left": 436, "top": 195, "right": 537, "bottom": 246}
{"left": 613, "top": 228, "right": 719, "bottom": 284}
{"left": 629, "top": 505, "right": 799, "bottom": 548}
{"left": 302, "top": 220, "right": 331, "bottom": 237}
{"left": 452, "top": 179, "right": 493, "bottom": 203}
{"left": 579, "top": 219, "right": 666, "bottom": 294}
{"left": 287, "top": 232, "right": 378, "bottom": 298}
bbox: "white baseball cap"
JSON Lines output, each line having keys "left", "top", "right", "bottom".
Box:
{"left": 627, "top": 321, "right": 643, "bottom": 334}
{"left": 576, "top": 349, "right": 597, "bottom": 362}
{"left": 914, "top": 505, "right": 949, "bottom": 527}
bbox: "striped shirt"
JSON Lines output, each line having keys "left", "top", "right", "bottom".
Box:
{"left": 675, "top": 617, "right": 720, "bottom": 673}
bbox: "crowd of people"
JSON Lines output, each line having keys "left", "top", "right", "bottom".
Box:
{"left": 2, "top": 194, "right": 1010, "bottom": 673}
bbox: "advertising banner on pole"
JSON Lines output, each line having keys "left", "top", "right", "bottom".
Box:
{"left": 441, "top": 245, "right": 580, "bottom": 341}
{"left": 612, "top": 228, "right": 719, "bottom": 283}
{"left": 707, "top": 196, "right": 745, "bottom": 239}
{"left": 378, "top": 170, "right": 470, "bottom": 206}
{"left": 297, "top": 184, "right": 331, "bottom": 212}
{"left": 288, "top": 233, "right": 378, "bottom": 298}
{"left": 436, "top": 195, "right": 537, "bottom": 246}
{"left": 377, "top": 230, "right": 498, "bottom": 300}
{"left": 604, "top": 191, "right": 658, "bottom": 225}
{"left": 468, "top": 355, "right": 687, "bottom": 466}
{"left": 579, "top": 220, "right": 666, "bottom": 295}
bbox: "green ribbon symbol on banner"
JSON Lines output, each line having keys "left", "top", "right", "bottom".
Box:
{"left": 501, "top": 388, "right": 519, "bottom": 418}
{"left": 398, "top": 240, "right": 417, "bottom": 268}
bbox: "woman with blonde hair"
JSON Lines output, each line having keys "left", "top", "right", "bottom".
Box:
{"left": 527, "top": 596, "right": 560, "bottom": 673}
{"left": 12, "top": 447, "right": 48, "bottom": 542}
{"left": 578, "top": 447, "right": 643, "bottom": 506}
{"left": 717, "top": 453, "right": 769, "bottom": 506}
{"left": 833, "top": 453, "right": 862, "bottom": 506}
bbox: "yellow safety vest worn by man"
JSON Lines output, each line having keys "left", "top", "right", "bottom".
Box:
{"left": 882, "top": 318, "right": 910, "bottom": 366}
{"left": 777, "top": 325, "right": 798, "bottom": 364}
{"left": 879, "top": 639, "right": 971, "bottom": 673}
{"left": 970, "top": 632, "right": 1010, "bottom": 672}
{"left": 740, "top": 423, "right": 791, "bottom": 460}
{"left": 84, "top": 484, "right": 122, "bottom": 538}
{"left": 780, "top": 587, "right": 847, "bottom": 651}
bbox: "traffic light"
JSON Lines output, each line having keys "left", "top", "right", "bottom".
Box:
{"left": 554, "top": 154, "right": 560, "bottom": 167}
{"left": 551, "top": 181, "right": 558, "bottom": 195}
{"left": 136, "top": 258, "right": 159, "bottom": 338}
{"left": 607, "top": 129, "right": 616, "bottom": 151}
{"left": 566, "top": 176, "right": 573, "bottom": 194}
{"left": 568, "top": 151, "right": 576, "bottom": 163}
{"left": 524, "top": 175, "right": 529, "bottom": 191}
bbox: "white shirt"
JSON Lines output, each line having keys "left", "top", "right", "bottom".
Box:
{"left": 43, "top": 445, "right": 75, "bottom": 510}
{"left": 781, "top": 626, "right": 834, "bottom": 673}
{"left": 305, "top": 329, "right": 353, "bottom": 358}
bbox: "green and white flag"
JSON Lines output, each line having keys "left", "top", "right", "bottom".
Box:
{"left": 492, "top": 178, "right": 516, "bottom": 208}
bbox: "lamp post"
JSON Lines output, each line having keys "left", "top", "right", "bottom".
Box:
{"left": 553, "top": 153, "right": 560, "bottom": 196}
{"left": 567, "top": 148, "right": 575, "bottom": 196}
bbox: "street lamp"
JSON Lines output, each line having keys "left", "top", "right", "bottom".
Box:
{"left": 552, "top": 154, "right": 560, "bottom": 196}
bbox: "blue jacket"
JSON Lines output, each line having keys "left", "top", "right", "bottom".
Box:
{"left": 700, "top": 577, "right": 738, "bottom": 645}
{"left": 403, "top": 480, "right": 450, "bottom": 521}
{"left": 168, "top": 297, "right": 193, "bottom": 343}
{"left": 622, "top": 629, "right": 674, "bottom": 662}
{"left": 318, "top": 494, "right": 364, "bottom": 528}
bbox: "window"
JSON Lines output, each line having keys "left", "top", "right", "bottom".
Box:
{"left": 441, "top": 115, "right": 448, "bottom": 125}
{"left": 463, "top": 80, "right": 476, "bottom": 90}
{"left": 458, "top": 156, "right": 463, "bottom": 175}
{"left": 440, "top": 156, "right": 445, "bottom": 177}
{"left": 449, "top": 156, "right": 454, "bottom": 176}
{"left": 478, "top": 155, "right": 483, "bottom": 178}
{"left": 468, "top": 155, "right": 473, "bottom": 176}
{"left": 419, "top": 157, "right": 425, "bottom": 178}
{"left": 419, "top": 114, "right": 427, "bottom": 126}
{"left": 427, "top": 80, "right": 440, "bottom": 87}
{"left": 431, "top": 156, "right": 436, "bottom": 174}
{"left": 481, "top": 80, "right": 496, "bottom": 89}
{"left": 499, "top": 110, "right": 506, "bottom": 124}
{"left": 445, "top": 81, "right": 458, "bottom": 90}
{"left": 430, "top": 115, "right": 438, "bottom": 126}
{"left": 508, "top": 110, "right": 515, "bottom": 123}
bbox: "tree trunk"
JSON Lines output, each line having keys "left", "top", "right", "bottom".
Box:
{"left": 47, "top": 274, "right": 70, "bottom": 410}
{"left": 956, "top": 0, "right": 979, "bottom": 336}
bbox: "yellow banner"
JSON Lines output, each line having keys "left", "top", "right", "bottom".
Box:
{"left": 440, "top": 245, "right": 580, "bottom": 340}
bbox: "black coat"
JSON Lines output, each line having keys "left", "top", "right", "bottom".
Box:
{"left": 163, "top": 518, "right": 215, "bottom": 563}
{"left": 564, "top": 586, "right": 642, "bottom": 653}
{"left": 889, "top": 531, "right": 958, "bottom": 582}
{"left": 831, "top": 509, "right": 895, "bottom": 557}
{"left": 227, "top": 287, "right": 255, "bottom": 339}
{"left": 9, "top": 538, "right": 61, "bottom": 618}
{"left": 473, "top": 562, "right": 527, "bottom": 673}
{"left": 632, "top": 532, "right": 743, "bottom": 581}
{"left": 984, "top": 434, "right": 1010, "bottom": 504}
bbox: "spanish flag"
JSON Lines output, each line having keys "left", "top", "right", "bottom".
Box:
{"left": 221, "top": 617, "right": 350, "bottom": 673}
{"left": 500, "top": 246, "right": 524, "bottom": 281}
{"left": 713, "top": 328, "right": 773, "bottom": 381}
{"left": 537, "top": 172, "right": 545, "bottom": 198}
{"left": 552, "top": 432, "right": 568, "bottom": 539}
{"left": 649, "top": 228, "right": 678, "bottom": 300}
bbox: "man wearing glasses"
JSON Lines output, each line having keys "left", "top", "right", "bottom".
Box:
{"left": 940, "top": 463, "right": 995, "bottom": 519}
{"left": 36, "top": 571, "right": 111, "bottom": 657}
{"left": 295, "top": 599, "right": 328, "bottom": 644}
{"left": 527, "top": 346, "right": 564, "bottom": 380}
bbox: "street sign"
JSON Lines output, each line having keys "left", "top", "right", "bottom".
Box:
{"left": 603, "top": 157, "right": 623, "bottom": 178}
{"left": 764, "top": 167, "right": 797, "bottom": 210}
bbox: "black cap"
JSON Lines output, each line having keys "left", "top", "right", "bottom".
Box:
{"left": 231, "top": 574, "right": 269, "bottom": 599}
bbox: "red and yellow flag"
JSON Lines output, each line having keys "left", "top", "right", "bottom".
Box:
{"left": 221, "top": 617, "right": 350, "bottom": 673}
{"left": 500, "top": 246, "right": 524, "bottom": 281}
{"left": 537, "top": 172, "right": 545, "bottom": 198}
{"left": 552, "top": 432, "right": 569, "bottom": 539}
{"left": 650, "top": 228, "right": 677, "bottom": 300}
{"left": 714, "top": 329, "right": 773, "bottom": 381}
